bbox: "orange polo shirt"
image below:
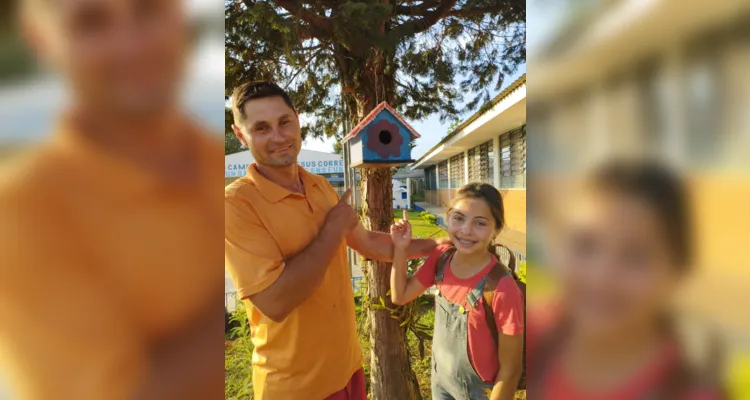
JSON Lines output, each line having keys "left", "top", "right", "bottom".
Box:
{"left": 225, "top": 164, "right": 362, "bottom": 400}
{"left": 0, "top": 120, "right": 224, "bottom": 400}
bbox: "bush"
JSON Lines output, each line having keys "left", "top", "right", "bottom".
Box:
{"left": 420, "top": 212, "right": 438, "bottom": 226}
{"left": 516, "top": 260, "right": 527, "bottom": 284}
{"left": 225, "top": 305, "right": 254, "bottom": 400}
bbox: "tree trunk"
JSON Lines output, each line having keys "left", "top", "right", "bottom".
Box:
{"left": 345, "top": 52, "right": 420, "bottom": 400}
{"left": 362, "top": 168, "right": 421, "bottom": 400}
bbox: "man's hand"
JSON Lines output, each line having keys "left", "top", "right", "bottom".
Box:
{"left": 325, "top": 189, "right": 358, "bottom": 233}
{"left": 389, "top": 210, "right": 412, "bottom": 250}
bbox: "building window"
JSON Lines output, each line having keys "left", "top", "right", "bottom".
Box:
{"left": 424, "top": 166, "right": 437, "bottom": 190}
{"left": 467, "top": 147, "right": 478, "bottom": 181}
{"left": 438, "top": 161, "right": 449, "bottom": 188}
{"left": 468, "top": 140, "right": 494, "bottom": 185}
{"left": 499, "top": 125, "right": 526, "bottom": 189}
{"left": 684, "top": 35, "right": 723, "bottom": 166}
{"left": 449, "top": 153, "right": 464, "bottom": 189}
{"left": 401, "top": 192, "right": 407, "bottom": 200}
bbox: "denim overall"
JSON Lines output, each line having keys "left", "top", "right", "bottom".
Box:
{"left": 431, "top": 265, "right": 497, "bottom": 400}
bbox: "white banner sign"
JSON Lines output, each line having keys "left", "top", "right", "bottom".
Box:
{"left": 225, "top": 159, "right": 345, "bottom": 178}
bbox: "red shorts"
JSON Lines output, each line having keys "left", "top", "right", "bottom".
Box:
{"left": 324, "top": 368, "right": 366, "bottom": 400}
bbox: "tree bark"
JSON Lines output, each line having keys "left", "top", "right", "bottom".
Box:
{"left": 362, "top": 168, "right": 420, "bottom": 400}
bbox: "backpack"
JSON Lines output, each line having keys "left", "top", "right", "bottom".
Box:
{"left": 435, "top": 244, "right": 527, "bottom": 390}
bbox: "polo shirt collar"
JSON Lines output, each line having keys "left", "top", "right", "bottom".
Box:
{"left": 247, "top": 163, "right": 318, "bottom": 203}
{"left": 52, "top": 116, "right": 201, "bottom": 199}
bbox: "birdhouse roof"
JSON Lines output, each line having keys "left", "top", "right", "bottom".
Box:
{"left": 341, "top": 102, "right": 421, "bottom": 143}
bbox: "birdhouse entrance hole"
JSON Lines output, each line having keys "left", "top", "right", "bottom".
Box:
{"left": 378, "top": 130, "right": 393, "bottom": 145}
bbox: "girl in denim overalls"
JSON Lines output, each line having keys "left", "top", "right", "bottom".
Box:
{"left": 390, "top": 183, "right": 525, "bottom": 400}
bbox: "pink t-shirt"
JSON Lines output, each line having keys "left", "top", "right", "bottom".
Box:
{"left": 416, "top": 244, "right": 524, "bottom": 383}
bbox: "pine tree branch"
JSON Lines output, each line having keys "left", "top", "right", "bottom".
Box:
{"left": 447, "top": 5, "right": 506, "bottom": 17}
{"left": 285, "top": 47, "right": 327, "bottom": 86}
{"left": 387, "top": 0, "right": 456, "bottom": 39}
{"left": 273, "top": 0, "right": 334, "bottom": 38}
{"left": 393, "top": 0, "right": 442, "bottom": 16}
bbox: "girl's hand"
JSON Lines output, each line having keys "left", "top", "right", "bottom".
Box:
{"left": 390, "top": 210, "right": 412, "bottom": 250}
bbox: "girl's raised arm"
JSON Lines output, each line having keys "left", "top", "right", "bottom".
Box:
{"left": 390, "top": 211, "right": 429, "bottom": 305}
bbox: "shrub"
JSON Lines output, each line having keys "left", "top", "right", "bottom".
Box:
{"left": 516, "top": 260, "right": 527, "bottom": 284}
{"left": 421, "top": 213, "right": 438, "bottom": 226}
{"left": 225, "top": 305, "right": 254, "bottom": 400}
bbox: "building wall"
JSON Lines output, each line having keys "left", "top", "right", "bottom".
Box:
{"left": 425, "top": 189, "right": 439, "bottom": 205}
{"left": 438, "top": 189, "right": 451, "bottom": 208}
{"left": 496, "top": 189, "right": 526, "bottom": 255}
{"left": 416, "top": 123, "right": 527, "bottom": 253}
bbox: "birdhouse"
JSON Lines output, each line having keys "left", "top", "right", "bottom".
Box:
{"left": 341, "top": 102, "right": 421, "bottom": 168}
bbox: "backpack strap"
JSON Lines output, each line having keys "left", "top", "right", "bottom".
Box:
{"left": 434, "top": 246, "right": 457, "bottom": 286}
{"left": 481, "top": 244, "right": 521, "bottom": 340}
{"left": 480, "top": 262, "right": 512, "bottom": 344}
{"left": 483, "top": 244, "right": 528, "bottom": 390}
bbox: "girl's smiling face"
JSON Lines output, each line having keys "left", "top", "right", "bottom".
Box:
{"left": 551, "top": 189, "right": 682, "bottom": 338}
{"left": 447, "top": 198, "right": 498, "bottom": 255}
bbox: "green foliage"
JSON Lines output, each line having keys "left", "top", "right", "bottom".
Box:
{"left": 333, "top": 139, "right": 343, "bottom": 155}
{"left": 225, "top": 0, "right": 526, "bottom": 141}
{"left": 515, "top": 260, "right": 527, "bottom": 284}
{"left": 225, "top": 109, "right": 244, "bottom": 155}
{"left": 225, "top": 305, "right": 254, "bottom": 400}
{"left": 421, "top": 213, "right": 438, "bottom": 227}
{"left": 445, "top": 118, "right": 463, "bottom": 138}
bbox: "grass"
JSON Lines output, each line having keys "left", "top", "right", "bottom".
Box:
{"left": 397, "top": 210, "right": 447, "bottom": 239}
{"left": 225, "top": 308, "right": 254, "bottom": 400}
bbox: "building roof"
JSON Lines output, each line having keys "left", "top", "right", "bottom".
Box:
{"left": 412, "top": 74, "right": 526, "bottom": 169}
{"left": 532, "top": 1, "right": 750, "bottom": 101}
{"left": 393, "top": 167, "right": 425, "bottom": 179}
{"left": 341, "top": 101, "right": 421, "bottom": 143}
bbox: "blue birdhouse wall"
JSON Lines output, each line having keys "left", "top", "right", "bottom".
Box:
{"left": 342, "top": 102, "right": 420, "bottom": 169}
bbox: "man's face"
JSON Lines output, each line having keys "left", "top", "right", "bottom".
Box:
{"left": 233, "top": 96, "right": 302, "bottom": 168}
{"left": 24, "top": 0, "right": 187, "bottom": 119}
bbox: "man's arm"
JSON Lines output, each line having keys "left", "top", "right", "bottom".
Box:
{"left": 249, "top": 222, "right": 348, "bottom": 322}
{"left": 133, "top": 301, "right": 225, "bottom": 400}
{"left": 243, "top": 189, "right": 358, "bottom": 323}
{"left": 490, "top": 334, "right": 524, "bottom": 400}
{"left": 347, "top": 222, "right": 448, "bottom": 262}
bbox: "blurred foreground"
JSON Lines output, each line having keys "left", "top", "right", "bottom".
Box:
{"left": 0, "top": 1, "right": 225, "bottom": 399}
{"left": 528, "top": 0, "right": 750, "bottom": 397}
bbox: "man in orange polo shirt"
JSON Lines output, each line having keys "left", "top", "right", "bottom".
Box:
{"left": 225, "top": 82, "right": 446, "bottom": 400}
{"left": 0, "top": 0, "right": 223, "bottom": 399}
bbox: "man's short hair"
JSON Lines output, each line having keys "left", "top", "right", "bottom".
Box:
{"left": 231, "top": 81, "right": 296, "bottom": 126}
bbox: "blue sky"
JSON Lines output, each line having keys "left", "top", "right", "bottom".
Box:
{"left": 303, "top": 64, "right": 527, "bottom": 159}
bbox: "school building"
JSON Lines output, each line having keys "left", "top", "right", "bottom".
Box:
{"left": 411, "top": 74, "right": 527, "bottom": 256}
